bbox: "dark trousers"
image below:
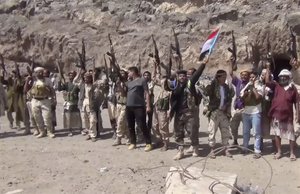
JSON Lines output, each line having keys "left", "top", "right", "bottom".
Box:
{"left": 147, "top": 110, "right": 153, "bottom": 131}
{"left": 126, "top": 106, "right": 151, "bottom": 144}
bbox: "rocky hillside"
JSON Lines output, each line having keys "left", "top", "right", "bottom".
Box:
{"left": 0, "top": 0, "right": 300, "bottom": 74}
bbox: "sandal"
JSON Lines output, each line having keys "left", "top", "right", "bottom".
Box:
{"left": 209, "top": 151, "right": 216, "bottom": 159}
{"left": 225, "top": 150, "right": 233, "bottom": 158}
{"left": 273, "top": 152, "right": 282, "bottom": 160}
{"left": 253, "top": 153, "right": 261, "bottom": 159}
{"left": 290, "top": 154, "right": 297, "bottom": 161}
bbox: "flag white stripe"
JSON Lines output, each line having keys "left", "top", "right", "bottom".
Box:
{"left": 200, "top": 38, "right": 214, "bottom": 54}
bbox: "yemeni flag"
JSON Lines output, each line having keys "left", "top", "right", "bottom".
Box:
{"left": 199, "top": 28, "right": 221, "bottom": 60}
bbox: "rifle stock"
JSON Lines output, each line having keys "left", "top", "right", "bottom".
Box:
{"left": 26, "top": 66, "right": 32, "bottom": 76}
{"left": 172, "top": 28, "right": 183, "bottom": 70}
{"left": 14, "top": 62, "right": 21, "bottom": 79}
{"left": 168, "top": 43, "right": 172, "bottom": 78}
{"left": 77, "top": 38, "right": 86, "bottom": 71}
{"left": 103, "top": 55, "right": 110, "bottom": 79}
{"left": 151, "top": 35, "right": 160, "bottom": 67}
{"left": 107, "top": 34, "right": 123, "bottom": 80}
{"left": 137, "top": 54, "right": 142, "bottom": 73}
{"left": 56, "top": 60, "right": 65, "bottom": 84}
{"left": 289, "top": 26, "right": 297, "bottom": 60}
{"left": 0, "top": 54, "right": 6, "bottom": 75}
{"left": 227, "top": 30, "right": 237, "bottom": 70}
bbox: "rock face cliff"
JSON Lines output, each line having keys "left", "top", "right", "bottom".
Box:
{"left": 0, "top": 0, "right": 300, "bottom": 74}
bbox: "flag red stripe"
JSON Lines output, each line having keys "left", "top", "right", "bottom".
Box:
{"left": 207, "top": 29, "right": 219, "bottom": 40}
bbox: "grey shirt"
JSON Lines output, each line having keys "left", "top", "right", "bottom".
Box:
{"left": 126, "top": 77, "right": 148, "bottom": 107}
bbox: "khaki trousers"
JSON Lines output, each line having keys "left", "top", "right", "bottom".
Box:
{"left": 153, "top": 106, "right": 169, "bottom": 141}
{"left": 208, "top": 109, "right": 232, "bottom": 147}
{"left": 31, "top": 98, "right": 53, "bottom": 134}
{"left": 116, "top": 104, "right": 128, "bottom": 138}
{"left": 230, "top": 109, "right": 243, "bottom": 140}
{"left": 174, "top": 108, "right": 200, "bottom": 146}
{"left": 83, "top": 105, "right": 97, "bottom": 138}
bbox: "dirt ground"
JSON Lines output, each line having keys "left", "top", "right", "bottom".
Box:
{"left": 0, "top": 93, "right": 300, "bottom": 194}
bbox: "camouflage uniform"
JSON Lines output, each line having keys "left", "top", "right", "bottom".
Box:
{"left": 107, "top": 81, "right": 117, "bottom": 131}
{"left": 94, "top": 79, "right": 108, "bottom": 136}
{"left": 113, "top": 80, "right": 128, "bottom": 145}
{"left": 30, "top": 78, "right": 54, "bottom": 138}
{"left": 204, "top": 80, "right": 234, "bottom": 148}
{"left": 58, "top": 80, "right": 82, "bottom": 134}
{"left": 80, "top": 79, "right": 107, "bottom": 139}
{"left": 0, "top": 82, "right": 7, "bottom": 117}
{"left": 171, "top": 63, "right": 206, "bottom": 160}
{"left": 24, "top": 76, "right": 37, "bottom": 135}
{"left": 152, "top": 78, "right": 171, "bottom": 144}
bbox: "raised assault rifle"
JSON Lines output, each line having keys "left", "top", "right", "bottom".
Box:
{"left": 227, "top": 30, "right": 237, "bottom": 71}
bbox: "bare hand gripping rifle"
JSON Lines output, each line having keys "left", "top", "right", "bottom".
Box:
{"left": 171, "top": 28, "right": 183, "bottom": 70}
{"left": 227, "top": 30, "right": 237, "bottom": 71}
{"left": 76, "top": 38, "right": 86, "bottom": 71}
{"left": 107, "top": 34, "right": 122, "bottom": 79}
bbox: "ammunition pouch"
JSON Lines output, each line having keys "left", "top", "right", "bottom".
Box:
{"left": 187, "top": 93, "right": 196, "bottom": 109}
{"left": 156, "top": 96, "right": 170, "bottom": 111}
{"left": 31, "top": 84, "right": 51, "bottom": 98}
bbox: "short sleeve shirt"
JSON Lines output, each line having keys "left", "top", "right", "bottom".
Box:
{"left": 126, "top": 77, "right": 149, "bottom": 107}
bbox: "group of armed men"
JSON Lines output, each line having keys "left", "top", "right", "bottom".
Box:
{"left": 0, "top": 55, "right": 299, "bottom": 161}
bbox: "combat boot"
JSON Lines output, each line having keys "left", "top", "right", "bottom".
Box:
{"left": 91, "top": 137, "right": 97, "bottom": 142}
{"left": 144, "top": 144, "right": 152, "bottom": 152}
{"left": 37, "top": 133, "right": 46, "bottom": 138}
{"left": 112, "top": 137, "right": 122, "bottom": 146}
{"left": 48, "top": 132, "right": 55, "bottom": 138}
{"left": 186, "top": 145, "right": 194, "bottom": 153}
{"left": 192, "top": 145, "right": 200, "bottom": 157}
{"left": 23, "top": 129, "right": 31, "bottom": 135}
{"left": 173, "top": 146, "right": 184, "bottom": 160}
{"left": 160, "top": 141, "right": 168, "bottom": 151}
{"left": 128, "top": 144, "right": 136, "bottom": 150}
{"left": 33, "top": 130, "right": 39, "bottom": 136}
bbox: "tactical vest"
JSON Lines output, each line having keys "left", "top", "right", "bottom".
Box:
{"left": 62, "top": 83, "right": 79, "bottom": 103}
{"left": 157, "top": 96, "right": 170, "bottom": 111}
{"left": 207, "top": 81, "right": 233, "bottom": 111}
{"left": 116, "top": 94, "right": 127, "bottom": 105}
{"left": 30, "top": 80, "right": 51, "bottom": 98}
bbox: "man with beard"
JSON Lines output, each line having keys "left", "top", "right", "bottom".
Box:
{"left": 43, "top": 69, "right": 57, "bottom": 132}
{"left": 24, "top": 72, "right": 38, "bottom": 135}
{"left": 126, "top": 66, "right": 152, "bottom": 152}
{"left": 240, "top": 71, "right": 263, "bottom": 158}
{"left": 172, "top": 57, "right": 209, "bottom": 160}
{"left": 30, "top": 67, "right": 55, "bottom": 138}
{"left": 266, "top": 67, "right": 300, "bottom": 161}
{"left": 58, "top": 71, "right": 82, "bottom": 136}
{"left": 0, "top": 77, "right": 7, "bottom": 118}
{"left": 229, "top": 57, "right": 250, "bottom": 145}
{"left": 142, "top": 71, "right": 155, "bottom": 133}
{"left": 112, "top": 69, "right": 129, "bottom": 146}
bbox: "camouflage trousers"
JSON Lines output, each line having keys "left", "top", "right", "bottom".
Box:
{"left": 83, "top": 104, "right": 97, "bottom": 138}
{"left": 153, "top": 106, "right": 169, "bottom": 142}
{"left": 116, "top": 104, "right": 128, "bottom": 138}
{"left": 107, "top": 101, "right": 117, "bottom": 129}
{"left": 208, "top": 109, "right": 232, "bottom": 147}
{"left": 230, "top": 109, "right": 243, "bottom": 140}
{"left": 31, "top": 98, "right": 53, "bottom": 135}
{"left": 24, "top": 100, "right": 37, "bottom": 132}
{"left": 174, "top": 108, "right": 199, "bottom": 146}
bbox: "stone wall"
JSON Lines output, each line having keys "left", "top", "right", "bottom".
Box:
{"left": 0, "top": 0, "right": 300, "bottom": 74}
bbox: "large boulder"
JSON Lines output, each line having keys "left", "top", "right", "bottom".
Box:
{"left": 0, "top": 0, "right": 299, "bottom": 74}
